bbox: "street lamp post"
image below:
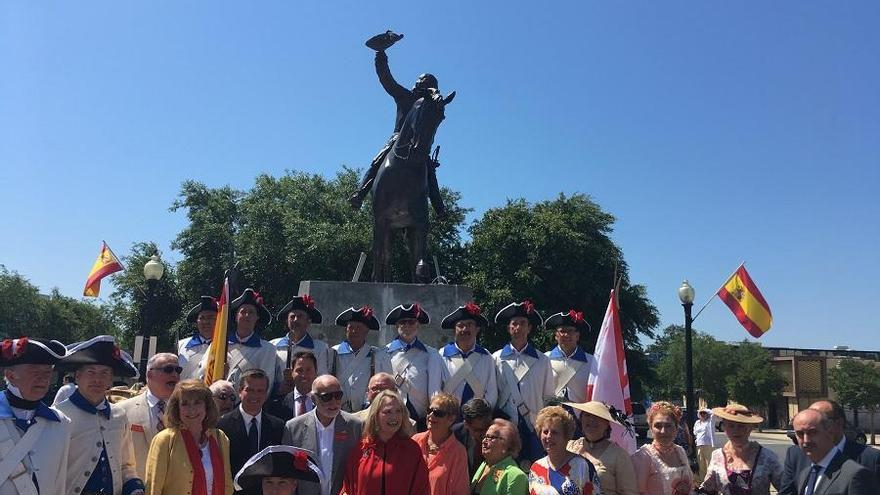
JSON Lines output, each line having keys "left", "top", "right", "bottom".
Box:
{"left": 141, "top": 255, "right": 165, "bottom": 378}
{"left": 678, "top": 280, "right": 696, "bottom": 432}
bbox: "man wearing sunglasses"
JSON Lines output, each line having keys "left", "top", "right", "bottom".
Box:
{"left": 282, "top": 375, "right": 362, "bottom": 495}
{"left": 118, "top": 352, "right": 181, "bottom": 479}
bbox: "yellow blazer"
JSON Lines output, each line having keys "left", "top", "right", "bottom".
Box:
{"left": 144, "top": 427, "right": 234, "bottom": 495}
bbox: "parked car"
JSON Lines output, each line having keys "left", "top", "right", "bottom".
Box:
{"left": 784, "top": 421, "right": 867, "bottom": 445}
{"left": 632, "top": 403, "right": 648, "bottom": 439}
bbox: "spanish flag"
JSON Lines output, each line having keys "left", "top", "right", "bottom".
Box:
{"left": 83, "top": 242, "right": 124, "bottom": 297}
{"left": 717, "top": 264, "right": 772, "bottom": 338}
{"left": 204, "top": 277, "right": 229, "bottom": 385}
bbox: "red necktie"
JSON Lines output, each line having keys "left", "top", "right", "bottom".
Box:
{"left": 298, "top": 396, "right": 306, "bottom": 416}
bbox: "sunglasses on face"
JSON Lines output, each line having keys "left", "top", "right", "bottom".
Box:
{"left": 215, "top": 393, "right": 234, "bottom": 401}
{"left": 150, "top": 365, "right": 183, "bottom": 375}
{"left": 315, "top": 391, "right": 344, "bottom": 402}
{"left": 427, "top": 407, "right": 451, "bottom": 418}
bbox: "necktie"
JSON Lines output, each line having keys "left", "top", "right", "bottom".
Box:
{"left": 156, "top": 401, "right": 166, "bottom": 431}
{"left": 297, "top": 396, "right": 306, "bottom": 416}
{"left": 248, "top": 417, "right": 259, "bottom": 454}
{"left": 805, "top": 464, "right": 822, "bottom": 495}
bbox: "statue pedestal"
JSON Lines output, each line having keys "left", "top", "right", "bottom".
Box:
{"left": 298, "top": 280, "right": 474, "bottom": 348}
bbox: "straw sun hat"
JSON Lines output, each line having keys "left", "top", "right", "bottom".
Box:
{"left": 712, "top": 404, "right": 763, "bottom": 424}
{"left": 564, "top": 401, "right": 622, "bottom": 426}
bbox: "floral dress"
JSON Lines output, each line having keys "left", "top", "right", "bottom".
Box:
{"left": 528, "top": 454, "right": 602, "bottom": 495}
{"left": 698, "top": 443, "right": 782, "bottom": 495}
{"left": 631, "top": 443, "right": 693, "bottom": 495}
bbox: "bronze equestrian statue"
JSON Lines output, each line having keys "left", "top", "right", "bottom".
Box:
{"left": 355, "top": 31, "right": 455, "bottom": 283}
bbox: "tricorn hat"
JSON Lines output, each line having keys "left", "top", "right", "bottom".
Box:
{"left": 186, "top": 296, "right": 219, "bottom": 323}
{"left": 495, "top": 300, "right": 543, "bottom": 328}
{"left": 385, "top": 303, "right": 429, "bottom": 325}
{"left": 441, "top": 302, "right": 489, "bottom": 329}
{"left": 276, "top": 295, "right": 323, "bottom": 324}
{"left": 335, "top": 306, "right": 380, "bottom": 331}
{"left": 365, "top": 30, "right": 404, "bottom": 51}
{"left": 544, "top": 310, "right": 591, "bottom": 333}
{"left": 0, "top": 337, "right": 66, "bottom": 367}
{"left": 234, "top": 446, "right": 323, "bottom": 490}
{"left": 230, "top": 288, "right": 272, "bottom": 331}
{"left": 59, "top": 335, "right": 138, "bottom": 378}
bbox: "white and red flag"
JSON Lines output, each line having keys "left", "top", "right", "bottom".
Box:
{"left": 587, "top": 289, "right": 637, "bottom": 454}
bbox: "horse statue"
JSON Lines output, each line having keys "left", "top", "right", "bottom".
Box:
{"left": 371, "top": 89, "right": 455, "bottom": 283}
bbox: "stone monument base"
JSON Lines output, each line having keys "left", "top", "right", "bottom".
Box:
{"left": 297, "top": 280, "right": 474, "bottom": 349}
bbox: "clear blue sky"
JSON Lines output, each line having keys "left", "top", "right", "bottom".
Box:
{"left": 2, "top": 1, "right": 877, "bottom": 350}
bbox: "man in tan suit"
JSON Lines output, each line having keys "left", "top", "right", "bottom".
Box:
{"left": 116, "top": 352, "right": 181, "bottom": 479}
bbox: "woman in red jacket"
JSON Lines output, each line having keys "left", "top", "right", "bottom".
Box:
{"left": 341, "top": 390, "right": 430, "bottom": 495}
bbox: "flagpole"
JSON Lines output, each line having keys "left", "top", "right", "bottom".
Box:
{"left": 692, "top": 262, "right": 744, "bottom": 322}
{"left": 102, "top": 240, "right": 128, "bottom": 271}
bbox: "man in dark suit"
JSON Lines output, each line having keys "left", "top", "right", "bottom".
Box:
{"left": 789, "top": 408, "right": 877, "bottom": 495}
{"left": 453, "top": 397, "right": 494, "bottom": 477}
{"left": 781, "top": 400, "right": 880, "bottom": 495}
{"left": 217, "top": 369, "right": 284, "bottom": 494}
{"left": 282, "top": 374, "right": 363, "bottom": 495}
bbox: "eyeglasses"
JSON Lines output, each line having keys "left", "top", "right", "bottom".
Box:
{"left": 483, "top": 434, "right": 503, "bottom": 442}
{"left": 215, "top": 393, "right": 234, "bottom": 401}
{"left": 427, "top": 407, "right": 450, "bottom": 418}
{"left": 315, "top": 391, "right": 344, "bottom": 402}
{"left": 150, "top": 365, "right": 183, "bottom": 375}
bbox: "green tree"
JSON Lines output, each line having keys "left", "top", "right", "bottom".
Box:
{"left": 648, "top": 325, "right": 734, "bottom": 406}
{"left": 106, "top": 242, "right": 185, "bottom": 352}
{"left": 829, "top": 359, "right": 880, "bottom": 444}
{"left": 463, "top": 194, "right": 659, "bottom": 400}
{"left": 0, "top": 266, "right": 118, "bottom": 343}
{"left": 726, "top": 341, "right": 786, "bottom": 411}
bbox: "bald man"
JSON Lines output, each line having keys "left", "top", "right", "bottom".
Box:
{"left": 352, "top": 372, "right": 415, "bottom": 428}
{"left": 780, "top": 400, "right": 880, "bottom": 495}
{"left": 281, "top": 375, "right": 362, "bottom": 495}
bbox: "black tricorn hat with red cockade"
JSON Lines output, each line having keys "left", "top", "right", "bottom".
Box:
{"left": 494, "top": 300, "right": 544, "bottom": 328}
{"left": 544, "top": 310, "right": 591, "bottom": 333}
{"left": 441, "top": 302, "right": 489, "bottom": 329}
{"left": 234, "top": 446, "right": 323, "bottom": 490}
{"left": 58, "top": 335, "right": 138, "bottom": 378}
{"left": 186, "top": 296, "right": 219, "bottom": 323}
{"left": 385, "top": 303, "right": 430, "bottom": 325}
{"left": 0, "top": 337, "right": 66, "bottom": 367}
{"left": 276, "top": 294, "right": 323, "bottom": 324}
{"left": 335, "top": 306, "right": 380, "bottom": 331}
{"left": 230, "top": 288, "right": 272, "bottom": 331}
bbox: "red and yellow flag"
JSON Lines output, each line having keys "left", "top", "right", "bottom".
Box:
{"left": 204, "top": 278, "right": 229, "bottom": 385}
{"left": 717, "top": 264, "right": 772, "bottom": 338}
{"left": 83, "top": 242, "right": 123, "bottom": 297}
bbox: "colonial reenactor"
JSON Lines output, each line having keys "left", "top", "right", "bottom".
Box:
{"left": 233, "top": 446, "right": 324, "bottom": 495}
{"left": 271, "top": 295, "right": 332, "bottom": 388}
{"left": 492, "top": 300, "right": 554, "bottom": 465}
{"left": 330, "top": 306, "right": 392, "bottom": 413}
{"left": 439, "top": 302, "right": 498, "bottom": 410}
{"left": 0, "top": 337, "right": 72, "bottom": 495}
{"left": 177, "top": 295, "right": 218, "bottom": 380}
{"left": 55, "top": 335, "right": 144, "bottom": 495}
{"left": 384, "top": 303, "right": 443, "bottom": 428}
{"left": 544, "top": 310, "right": 596, "bottom": 404}
{"left": 220, "top": 288, "right": 282, "bottom": 391}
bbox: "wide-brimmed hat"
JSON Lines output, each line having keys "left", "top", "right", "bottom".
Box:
{"left": 0, "top": 337, "right": 66, "bottom": 367}
{"left": 385, "top": 303, "right": 430, "bottom": 325}
{"left": 234, "top": 446, "right": 323, "bottom": 490}
{"left": 230, "top": 288, "right": 272, "bottom": 331}
{"left": 712, "top": 404, "right": 763, "bottom": 424}
{"left": 564, "top": 401, "right": 622, "bottom": 426}
{"left": 276, "top": 295, "right": 323, "bottom": 324}
{"left": 544, "top": 310, "right": 591, "bottom": 333}
{"left": 441, "top": 302, "right": 489, "bottom": 329}
{"left": 365, "top": 30, "right": 404, "bottom": 51}
{"left": 495, "top": 300, "right": 543, "bottom": 328}
{"left": 59, "top": 335, "right": 138, "bottom": 378}
{"left": 186, "top": 296, "right": 219, "bottom": 323}
{"left": 335, "top": 306, "right": 380, "bottom": 331}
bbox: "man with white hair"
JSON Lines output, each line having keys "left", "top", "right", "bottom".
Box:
{"left": 282, "top": 375, "right": 362, "bottom": 495}
{"left": 117, "top": 352, "right": 181, "bottom": 479}
{"left": 0, "top": 337, "right": 72, "bottom": 495}
{"left": 209, "top": 379, "right": 237, "bottom": 416}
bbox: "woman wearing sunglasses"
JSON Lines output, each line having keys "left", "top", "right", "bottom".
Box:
{"left": 340, "top": 389, "right": 429, "bottom": 495}
{"left": 412, "top": 392, "right": 470, "bottom": 495}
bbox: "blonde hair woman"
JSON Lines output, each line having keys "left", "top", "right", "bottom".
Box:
{"left": 412, "top": 392, "right": 470, "bottom": 495}
{"left": 145, "top": 379, "right": 233, "bottom": 495}
{"left": 340, "top": 390, "right": 428, "bottom": 495}
{"left": 528, "top": 406, "right": 601, "bottom": 494}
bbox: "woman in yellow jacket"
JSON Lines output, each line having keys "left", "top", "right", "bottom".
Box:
{"left": 145, "top": 379, "right": 234, "bottom": 495}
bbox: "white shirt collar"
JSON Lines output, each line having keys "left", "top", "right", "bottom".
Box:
{"left": 315, "top": 411, "right": 336, "bottom": 432}
{"left": 145, "top": 389, "right": 162, "bottom": 408}
{"left": 240, "top": 404, "right": 262, "bottom": 424}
